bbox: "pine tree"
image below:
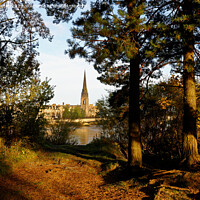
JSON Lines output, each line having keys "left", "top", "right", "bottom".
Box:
{"left": 36, "top": 0, "right": 86, "bottom": 23}
{"left": 148, "top": 0, "right": 200, "bottom": 167}
{"left": 182, "top": 0, "right": 200, "bottom": 166}
{"left": 66, "top": 0, "right": 166, "bottom": 168}
{"left": 126, "top": 0, "right": 142, "bottom": 168}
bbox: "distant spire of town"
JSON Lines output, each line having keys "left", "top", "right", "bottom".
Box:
{"left": 42, "top": 70, "right": 97, "bottom": 120}
{"left": 81, "top": 70, "right": 89, "bottom": 116}
{"left": 82, "top": 70, "right": 88, "bottom": 95}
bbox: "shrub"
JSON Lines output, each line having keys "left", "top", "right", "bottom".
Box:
{"left": 46, "top": 120, "right": 79, "bottom": 145}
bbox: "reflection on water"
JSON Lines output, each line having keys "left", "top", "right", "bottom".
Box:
{"left": 71, "top": 125, "right": 101, "bottom": 145}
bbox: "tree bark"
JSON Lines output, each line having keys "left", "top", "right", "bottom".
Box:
{"left": 182, "top": 0, "right": 200, "bottom": 167}
{"left": 128, "top": 58, "right": 142, "bottom": 167}
{"left": 127, "top": 0, "right": 143, "bottom": 168}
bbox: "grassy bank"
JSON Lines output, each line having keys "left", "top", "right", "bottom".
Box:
{"left": 0, "top": 138, "right": 200, "bottom": 199}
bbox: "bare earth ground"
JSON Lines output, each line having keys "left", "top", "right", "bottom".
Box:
{"left": 0, "top": 153, "right": 147, "bottom": 200}
{"left": 0, "top": 150, "right": 200, "bottom": 200}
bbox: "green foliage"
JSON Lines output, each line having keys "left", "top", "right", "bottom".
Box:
{"left": 0, "top": 53, "right": 54, "bottom": 144}
{"left": 36, "top": 0, "right": 86, "bottom": 23}
{"left": 46, "top": 120, "right": 79, "bottom": 145}
{"left": 96, "top": 95, "right": 128, "bottom": 158}
{"left": 0, "top": 137, "right": 39, "bottom": 176}
{"left": 66, "top": 1, "right": 163, "bottom": 87}
{"left": 87, "top": 137, "right": 125, "bottom": 160}
{"left": 0, "top": 0, "right": 52, "bottom": 56}
{"left": 45, "top": 104, "right": 86, "bottom": 145}
{"left": 63, "top": 106, "right": 86, "bottom": 119}
{"left": 0, "top": 0, "right": 55, "bottom": 144}
{"left": 96, "top": 75, "right": 200, "bottom": 161}
{"left": 141, "top": 76, "right": 184, "bottom": 160}
{"left": 146, "top": 0, "right": 200, "bottom": 75}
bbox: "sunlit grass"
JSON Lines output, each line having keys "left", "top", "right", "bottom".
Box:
{"left": 0, "top": 138, "right": 39, "bottom": 175}
{"left": 0, "top": 137, "right": 198, "bottom": 199}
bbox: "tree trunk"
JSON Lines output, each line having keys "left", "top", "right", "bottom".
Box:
{"left": 128, "top": 58, "right": 142, "bottom": 168}
{"left": 183, "top": 50, "right": 200, "bottom": 166}
{"left": 182, "top": 0, "right": 200, "bottom": 167}
{"left": 126, "top": 0, "right": 142, "bottom": 168}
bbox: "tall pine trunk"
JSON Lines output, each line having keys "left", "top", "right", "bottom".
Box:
{"left": 127, "top": 0, "right": 142, "bottom": 168}
{"left": 128, "top": 58, "right": 142, "bottom": 167}
{"left": 182, "top": 0, "right": 200, "bottom": 167}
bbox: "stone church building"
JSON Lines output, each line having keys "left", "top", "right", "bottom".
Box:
{"left": 42, "top": 72, "right": 98, "bottom": 120}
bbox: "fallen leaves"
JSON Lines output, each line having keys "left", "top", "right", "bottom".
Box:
{"left": 0, "top": 155, "right": 146, "bottom": 200}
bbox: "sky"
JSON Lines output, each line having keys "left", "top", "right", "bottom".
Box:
{"left": 34, "top": 2, "right": 170, "bottom": 106}
{"left": 36, "top": 3, "right": 114, "bottom": 106}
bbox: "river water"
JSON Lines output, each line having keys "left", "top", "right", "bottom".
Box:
{"left": 71, "top": 125, "right": 101, "bottom": 145}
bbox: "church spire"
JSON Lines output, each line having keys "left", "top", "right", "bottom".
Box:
{"left": 82, "top": 70, "right": 88, "bottom": 95}
{"left": 81, "top": 71, "right": 89, "bottom": 117}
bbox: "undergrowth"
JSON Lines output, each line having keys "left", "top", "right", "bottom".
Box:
{"left": 86, "top": 137, "right": 126, "bottom": 160}
{"left": 0, "top": 136, "right": 127, "bottom": 178}
{"left": 0, "top": 137, "right": 39, "bottom": 176}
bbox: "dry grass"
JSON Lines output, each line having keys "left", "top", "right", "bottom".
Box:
{"left": 0, "top": 139, "right": 200, "bottom": 199}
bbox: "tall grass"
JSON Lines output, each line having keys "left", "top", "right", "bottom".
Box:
{"left": 87, "top": 137, "right": 126, "bottom": 160}
{"left": 0, "top": 137, "right": 39, "bottom": 175}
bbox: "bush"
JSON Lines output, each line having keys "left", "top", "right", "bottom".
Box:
{"left": 88, "top": 137, "right": 126, "bottom": 160}
{"left": 46, "top": 120, "right": 79, "bottom": 145}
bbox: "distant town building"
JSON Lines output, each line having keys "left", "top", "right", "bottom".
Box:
{"left": 42, "top": 71, "right": 98, "bottom": 120}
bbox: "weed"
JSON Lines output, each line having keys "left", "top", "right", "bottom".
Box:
{"left": 117, "top": 181, "right": 127, "bottom": 187}
{"left": 0, "top": 138, "right": 39, "bottom": 168}
{"left": 105, "top": 162, "right": 119, "bottom": 171}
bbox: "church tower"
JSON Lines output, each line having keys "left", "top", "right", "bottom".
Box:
{"left": 81, "top": 71, "right": 89, "bottom": 117}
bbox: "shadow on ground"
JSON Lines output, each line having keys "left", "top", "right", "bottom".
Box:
{"left": 44, "top": 144, "right": 200, "bottom": 200}
{"left": 0, "top": 185, "right": 28, "bottom": 200}
{"left": 45, "top": 144, "right": 126, "bottom": 169}
{"left": 0, "top": 160, "right": 12, "bottom": 176}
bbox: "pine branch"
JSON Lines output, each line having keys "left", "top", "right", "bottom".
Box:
{"left": 0, "top": 39, "right": 38, "bottom": 51}
{"left": 0, "top": 18, "right": 15, "bottom": 24}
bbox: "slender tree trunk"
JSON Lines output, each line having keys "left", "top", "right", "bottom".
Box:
{"left": 128, "top": 58, "right": 142, "bottom": 167}
{"left": 126, "top": 0, "right": 142, "bottom": 168}
{"left": 182, "top": 0, "right": 200, "bottom": 167}
{"left": 183, "top": 48, "right": 200, "bottom": 166}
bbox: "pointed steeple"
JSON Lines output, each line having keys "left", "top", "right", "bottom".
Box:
{"left": 81, "top": 71, "right": 89, "bottom": 117}
{"left": 82, "top": 70, "right": 88, "bottom": 95}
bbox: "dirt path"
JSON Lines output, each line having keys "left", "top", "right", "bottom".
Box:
{"left": 1, "top": 148, "right": 200, "bottom": 200}
{"left": 0, "top": 155, "right": 148, "bottom": 200}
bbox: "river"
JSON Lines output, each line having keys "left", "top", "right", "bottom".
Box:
{"left": 71, "top": 125, "right": 101, "bottom": 145}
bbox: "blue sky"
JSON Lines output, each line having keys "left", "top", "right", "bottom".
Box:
{"left": 36, "top": 3, "right": 115, "bottom": 105}
{"left": 33, "top": 2, "right": 170, "bottom": 105}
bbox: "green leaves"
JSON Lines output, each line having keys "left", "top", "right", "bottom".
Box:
{"left": 0, "top": 51, "right": 54, "bottom": 142}
{"left": 63, "top": 106, "right": 86, "bottom": 120}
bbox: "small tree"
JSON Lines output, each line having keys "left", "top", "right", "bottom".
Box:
{"left": 47, "top": 120, "right": 78, "bottom": 145}
{"left": 0, "top": 53, "right": 54, "bottom": 144}
{"left": 96, "top": 96, "right": 129, "bottom": 158}
{"left": 46, "top": 106, "right": 85, "bottom": 145}
{"left": 141, "top": 76, "right": 184, "bottom": 160}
